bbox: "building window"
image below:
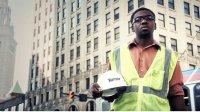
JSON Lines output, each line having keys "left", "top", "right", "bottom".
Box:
{"left": 195, "top": 25, "right": 200, "bottom": 34}
{"left": 75, "top": 81, "right": 80, "bottom": 93}
{"left": 57, "top": 26, "right": 61, "bottom": 36}
{"left": 35, "top": 81, "right": 38, "bottom": 89}
{"left": 55, "top": 73, "right": 58, "bottom": 82}
{"left": 62, "top": 38, "right": 65, "bottom": 49}
{"left": 56, "top": 41, "right": 59, "bottom": 52}
{"left": 57, "top": 12, "right": 61, "bottom": 22}
{"left": 106, "top": 0, "right": 111, "bottom": 7}
{"left": 194, "top": 5, "right": 200, "bottom": 18}
{"left": 94, "top": 19, "right": 98, "bottom": 32}
{"left": 189, "top": 64, "right": 195, "bottom": 69}
{"left": 128, "top": 0, "right": 134, "bottom": 13}
{"left": 48, "top": 47, "right": 50, "bottom": 55}
{"left": 60, "top": 87, "right": 63, "bottom": 97}
{"left": 184, "top": 2, "right": 190, "bottom": 15}
{"left": 87, "top": 23, "right": 91, "bottom": 35}
{"left": 157, "top": 0, "right": 164, "bottom": 5}
{"left": 86, "top": 59, "right": 90, "bottom": 70}
{"left": 69, "top": 84, "right": 72, "bottom": 91}
{"left": 62, "top": 23, "right": 66, "bottom": 34}
{"left": 71, "top": 2, "right": 75, "bottom": 12}
{"left": 106, "top": 31, "right": 111, "bottom": 44}
{"left": 159, "top": 35, "right": 166, "bottom": 47}
{"left": 86, "top": 78, "right": 90, "bottom": 90}
{"left": 187, "top": 43, "right": 193, "bottom": 56}
{"left": 114, "top": 7, "right": 119, "bottom": 21}
{"left": 63, "top": 0, "right": 66, "bottom": 4}
{"left": 94, "top": 1, "right": 98, "bottom": 14}
{"left": 46, "top": 92, "right": 49, "bottom": 101}
{"left": 57, "top": 0, "right": 60, "bottom": 8}
{"left": 70, "top": 49, "right": 74, "bottom": 61}
{"left": 197, "top": 46, "right": 200, "bottom": 56}
{"left": 76, "top": 46, "right": 80, "bottom": 58}
{"left": 61, "top": 54, "right": 65, "bottom": 65}
{"left": 138, "top": 0, "right": 144, "bottom": 7}
{"left": 185, "top": 22, "right": 192, "bottom": 36}
{"left": 56, "top": 57, "right": 59, "bottom": 67}
{"left": 94, "top": 37, "right": 98, "bottom": 50}
{"left": 63, "top": 8, "right": 67, "bottom": 18}
{"left": 77, "top": 13, "right": 81, "bottom": 25}
{"left": 76, "top": 63, "right": 80, "bottom": 75}
{"left": 77, "top": 29, "right": 81, "bottom": 42}
{"left": 114, "top": 27, "right": 120, "bottom": 40}
{"left": 93, "top": 75, "right": 98, "bottom": 83}
{"left": 87, "top": 6, "right": 91, "bottom": 18}
{"left": 41, "top": 94, "right": 43, "bottom": 103}
{"left": 54, "top": 89, "right": 57, "bottom": 99}
{"left": 50, "top": 4, "right": 52, "bottom": 12}
{"left": 61, "top": 70, "right": 64, "bottom": 80}
{"left": 77, "top": 0, "right": 81, "bottom": 8}
{"left": 47, "top": 61, "right": 50, "bottom": 70}
{"left": 106, "top": 50, "right": 111, "bottom": 63}
{"left": 128, "top": 21, "right": 132, "bottom": 34}
{"left": 94, "top": 56, "right": 99, "bottom": 68}
{"left": 106, "top": 12, "right": 111, "bottom": 25}
{"left": 171, "top": 38, "right": 177, "bottom": 51}
{"left": 169, "top": 16, "right": 176, "bottom": 31}
{"left": 42, "top": 78, "right": 45, "bottom": 87}
{"left": 87, "top": 41, "right": 91, "bottom": 53}
{"left": 158, "top": 13, "right": 165, "bottom": 28}
{"left": 33, "top": 96, "right": 37, "bottom": 105}
{"left": 70, "top": 66, "right": 73, "bottom": 77}
{"left": 71, "top": 17, "right": 75, "bottom": 28}
{"left": 71, "top": 33, "right": 74, "bottom": 44}
{"left": 168, "top": 0, "right": 174, "bottom": 9}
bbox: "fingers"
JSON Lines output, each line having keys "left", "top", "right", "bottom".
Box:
{"left": 90, "top": 83, "right": 103, "bottom": 98}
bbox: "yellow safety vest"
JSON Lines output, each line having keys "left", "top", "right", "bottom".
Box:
{"left": 109, "top": 44, "right": 178, "bottom": 111}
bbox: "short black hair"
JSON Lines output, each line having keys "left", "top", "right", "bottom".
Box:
{"left": 130, "top": 7, "right": 156, "bottom": 24}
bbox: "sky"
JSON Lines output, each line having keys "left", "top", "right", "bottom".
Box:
{"left": 9, "top": 0, "right": 33, "bottom": 92}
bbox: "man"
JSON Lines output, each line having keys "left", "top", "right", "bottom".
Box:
{"left": 90, "top": 7, "right": 185, "bottom": 111}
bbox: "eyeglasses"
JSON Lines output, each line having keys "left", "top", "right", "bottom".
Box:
{"left": 132, "top": 15, "right": 155, "bottom": 23}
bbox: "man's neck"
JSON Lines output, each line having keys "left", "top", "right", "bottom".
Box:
{"left": 135, "top": 37, "right": 154, "bottom": 47}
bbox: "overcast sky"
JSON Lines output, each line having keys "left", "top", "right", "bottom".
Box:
{"left": 9, "top": 0, "right": 33, "bottom": 92}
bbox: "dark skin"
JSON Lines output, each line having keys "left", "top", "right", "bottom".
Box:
{"left": 90, "top": 9, "right": 185, "bottom": 111}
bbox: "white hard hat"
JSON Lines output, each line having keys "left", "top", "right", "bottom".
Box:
{"left": 97, "top": 71, "right": 127, "bottom": 96}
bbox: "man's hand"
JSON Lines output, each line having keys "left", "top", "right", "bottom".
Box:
{"left": 90, "top": 83, "right": 103, "bottom": 98}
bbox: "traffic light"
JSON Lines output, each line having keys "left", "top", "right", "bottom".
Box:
{"left": 68, "top": 91, "right": 75, "bottom": 100}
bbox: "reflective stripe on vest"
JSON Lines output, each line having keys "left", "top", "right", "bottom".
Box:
{"left": 114, "top": 48, "right": 171, "bottom": 99}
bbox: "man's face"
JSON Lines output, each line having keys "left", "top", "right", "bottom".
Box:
{"left": 132, "top": 10, "right": 156, "bottom": 38}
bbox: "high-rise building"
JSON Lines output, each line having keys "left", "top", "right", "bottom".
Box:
{"left": 0, "top": 0, "right": 17, "bottom": 98}
{"left": 26, "top": 0, "right": 200, "bottom": 111}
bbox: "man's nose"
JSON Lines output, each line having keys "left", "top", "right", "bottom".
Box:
{"left": 141, "top": 18, "right": 147, "bottom": 24}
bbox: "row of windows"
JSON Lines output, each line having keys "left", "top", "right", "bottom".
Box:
{"left": 157, "top": 12, "right": 200, "bottom": 35}
{"left": 157, "top": 0, "right": 175, "bottom": 9}
{"left": 159, "top": 35, "right": 200, "bottom": 56}
{"left": 33, "top": 32, "right": 52, "bottom": 50}
{"left": 157, "top": 0, "right": 200, "bottom": 18}
{"left": 184, "top": 2, "right": 200, "bottom": 18}
{"left": 69, "top": 56, "right": 99, "bottom": 77}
